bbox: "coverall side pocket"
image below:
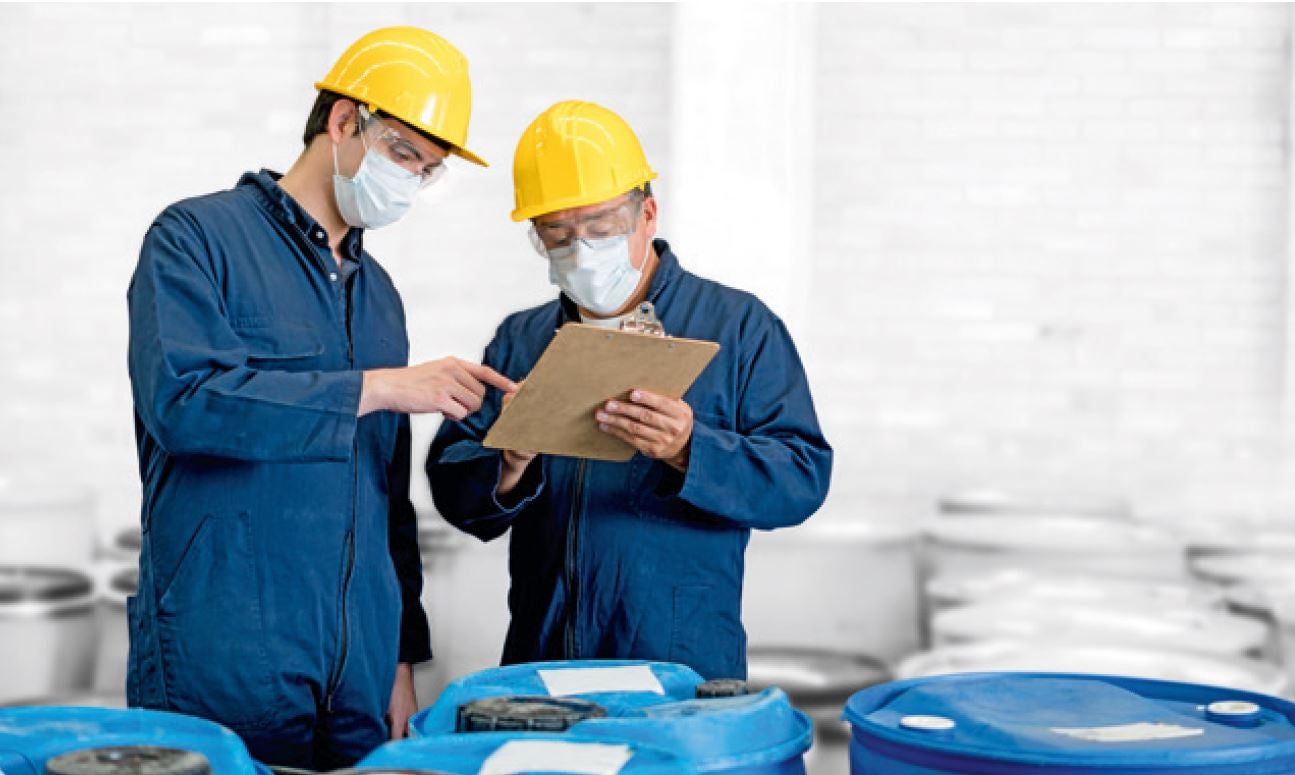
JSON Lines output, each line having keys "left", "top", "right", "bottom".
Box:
{"left": 155, "top": 511, "right": 279, "bottom": 729}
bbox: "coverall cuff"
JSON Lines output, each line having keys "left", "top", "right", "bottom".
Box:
{"left": 492, "top": 454, "right": 545, "bottom": 512}
{"left": 675, "top": 418, "right": 725, "bottom": 508}
{"left": 323, "top": 370, "right": 364, "bottom": 456}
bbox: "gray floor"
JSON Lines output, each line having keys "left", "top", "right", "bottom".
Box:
{"left": 805, "top": 723, "right": 853, "bottom": 775}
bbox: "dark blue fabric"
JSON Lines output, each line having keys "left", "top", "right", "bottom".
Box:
{"left": 426, "top": 241, "right": 832, "bottom": 680}
{"left": 126, "top": 170, "right": 430, "bottom": 768}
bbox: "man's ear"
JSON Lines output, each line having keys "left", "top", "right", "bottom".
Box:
{"left": 327, "top": 99, "right": 359, "bottom": 143}
{"left": 641, "top": 194, "right": 659, "bottom": 239}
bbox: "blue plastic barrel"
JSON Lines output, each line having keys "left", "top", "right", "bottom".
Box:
{"left": 409, "top": 661, "right": 812, "bottom": 774}
{"left": 0, "top": 706, "right": 268, "bottom": 775}
{"left": 411, "top": 660, "right": 707, "bottom": 735}
{"left": 844, "top": 672, "right": 1295, "bottom": 774}
{"left": 355, "top": 731, "right": 694, "bottom": 773}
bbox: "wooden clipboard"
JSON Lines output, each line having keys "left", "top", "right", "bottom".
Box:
{"left": 483, "top": 323, "right": 720, "bottom": 462}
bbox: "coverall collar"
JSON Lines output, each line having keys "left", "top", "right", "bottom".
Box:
{"left": 238, "top": 169, "right": 365, "bottom": 265}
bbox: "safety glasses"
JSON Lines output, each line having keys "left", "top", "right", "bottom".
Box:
{"left": 528, "top": 195, "right": 643, "bottom": 257}
{"left": 358, "top": 106, "right": 448, "bottom": 189}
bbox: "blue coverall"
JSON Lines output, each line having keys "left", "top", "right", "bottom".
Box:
{"left": 126, "top": 171, "right": 429, "bottom": 767}
{"left": 427, "top": 241, "right": 833, "bottom": 680}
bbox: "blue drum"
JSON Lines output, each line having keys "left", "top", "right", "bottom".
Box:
{"left": 844, "top": 672, "right": 1295, "bottom": 774}
{"left": 0, "top": 706, "right": 268, "bottom": 775}
{"left": 408, "top": 660, "right": 811, "bottom": 774}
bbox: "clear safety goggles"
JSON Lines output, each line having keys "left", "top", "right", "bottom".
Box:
{"left": 358, "top": 106, "right": 448, "bottom": 189}
{"left": 528, "top": 194, "right": 643, "bottom": 258}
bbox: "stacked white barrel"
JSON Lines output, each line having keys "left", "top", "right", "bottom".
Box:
{"left": 1180, "top": 522, "right": 1295, "bottom": 696}
{"left": 0, "top": 477, "right": 103, "bottom": 705}
{"left": 907, "top": 489, "right": 1286, "bottom": 697}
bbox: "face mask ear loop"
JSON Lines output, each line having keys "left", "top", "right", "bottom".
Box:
{"left": 334, "top": 109, "right": 371, "bottom": 180}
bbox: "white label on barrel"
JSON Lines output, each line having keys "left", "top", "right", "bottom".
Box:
{"left": 1051, "top": 723, "right": 1205, "bottom": 743}
{"left": 538, "top": 665, "right": 666, "bottom": 696}
{"left": 479, "top": 740, "right": 633, "bottom": 775}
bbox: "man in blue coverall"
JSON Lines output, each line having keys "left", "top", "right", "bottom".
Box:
{"left": 426, "top": 101, "right": 833, "bottom": 680}
{"left": 126, "top": 28, "right": 512, "bottom": 766}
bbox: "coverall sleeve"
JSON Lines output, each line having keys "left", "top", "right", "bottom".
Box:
{"left": 128, "top": 207, "right": 362, "bottom": 461}
{"left": 426, "top": 333, "right": 545, "bottom": 542}
{"left": 388, "top": 413, "right": 432, "bottom": 664}
{"left": 676, "top": 317, "right": 833, "bottom": 530}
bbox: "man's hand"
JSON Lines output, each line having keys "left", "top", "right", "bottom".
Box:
{"left": 360, "top": 358, "right": 516, "bottom": 418}
{"left": 386, "top": 662, "right": 417, "bottom": 740}
{"left": 596, "top": 389, "right": 694, "bottom": 472}
{"left": 498, "top": 381, "right": 538, "bottom": 496}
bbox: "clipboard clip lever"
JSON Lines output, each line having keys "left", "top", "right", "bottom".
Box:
{"left": 619, "top": 301, "right": 666, "bottom": 337}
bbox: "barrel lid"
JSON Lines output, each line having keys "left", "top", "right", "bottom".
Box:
{"left": 45, "top": 746, "right": 211, "bottom": 775}
{"left": 747, "top": 648, "right": 890, "bottom": 703}
{"left": 0, "top": 567, "right": 94, "bottom": 603}
{"left": 1193, "top": 553, "right": 1295, "bottom": 586}
{"left": 937, "top": 488, "right": 1130, "bottom": 518}
{"left": 114, "top": 528, "right": 142, "bottom": 553}
{"left": 845, "top": 673, "right": 1295, "bottom": 772}
{"left": 927, "top": 515, "right": 1179, "bottom": 553}
{"left": 927, "top": 569, "right": 1223, "bottom": 610}
{"left": 768, "top": 517, "right": 917, "bottom": 545}
{"left": 457, "top": 696, "right": 608, "bottom": 733}
{"left": 110, "top": 567, "right": 139, "bottom": 597}
{"left": 896, "top": 641, "right": 1288, "bottom": 696}
{"left": 931, "top": 600, "right": 1267, "bottom": 655}
{"left": 1222, "top": 582, "right": 1295, "bottom": 617}
{"left": 1180, "top": 522, "right": 1295, "bottom": 554}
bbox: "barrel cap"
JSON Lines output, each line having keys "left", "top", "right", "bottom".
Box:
{"left": 695, "top": 679, "right": 748, "bottom": 698}
{"left": 457, "top": 695, "right": 608, "bottom": 733}
{"left": 45, "top": 747, "right": 211, "bottom": 775}
{"left": 0, "top": 567, "right": 93, "bottom": 604}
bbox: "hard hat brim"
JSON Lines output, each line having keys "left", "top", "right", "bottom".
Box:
{"left": 313, "top": 82, "right": 489, "bottom": 168}
{"left": 510, "top": 171, "right": 657, "bottom": 222}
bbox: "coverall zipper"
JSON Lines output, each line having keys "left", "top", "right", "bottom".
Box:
{"left": 564, "top": 459, "right": 588, "bottom": 658}
{"left": 326, "top": 259, "right": 359, "bottom": 712}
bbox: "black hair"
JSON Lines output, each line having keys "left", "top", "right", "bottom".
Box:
{"left": 303, "top": 89, "right": 452, "bottom": 153}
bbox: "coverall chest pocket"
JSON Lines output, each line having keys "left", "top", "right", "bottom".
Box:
{"left": 234, "top": 321, "right": 326, "bottom": 370}
{"left": 156, "top": 511, "right": 279, "bottom": 729}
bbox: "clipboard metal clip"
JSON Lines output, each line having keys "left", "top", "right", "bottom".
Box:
{"left": 619, "top": 301, "right": 666, "bottom": 337}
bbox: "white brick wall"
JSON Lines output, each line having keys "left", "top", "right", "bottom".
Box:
{"left": 810, "top": 3, "right": 1294, "bottom": 523}
{"left": 1, "top": 3, "right": 1293, "bottom": 540}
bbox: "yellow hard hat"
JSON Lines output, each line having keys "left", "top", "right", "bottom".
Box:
{"left": 511, "top": 100, "right": 657, "bottom": 221}
{"left": 316, "top": 26, "right": 487, "bottom": 167}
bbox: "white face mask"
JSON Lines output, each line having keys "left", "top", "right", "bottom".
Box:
{"left": 332, "top": 141, "right": 421, "bottom": 230}
{"left": 547, "top": 235, "right": 648, "bottom": 316}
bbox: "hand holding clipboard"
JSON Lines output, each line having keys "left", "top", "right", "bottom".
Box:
{"left": 483, "top": 322, "right": 720, "bottom": 462}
